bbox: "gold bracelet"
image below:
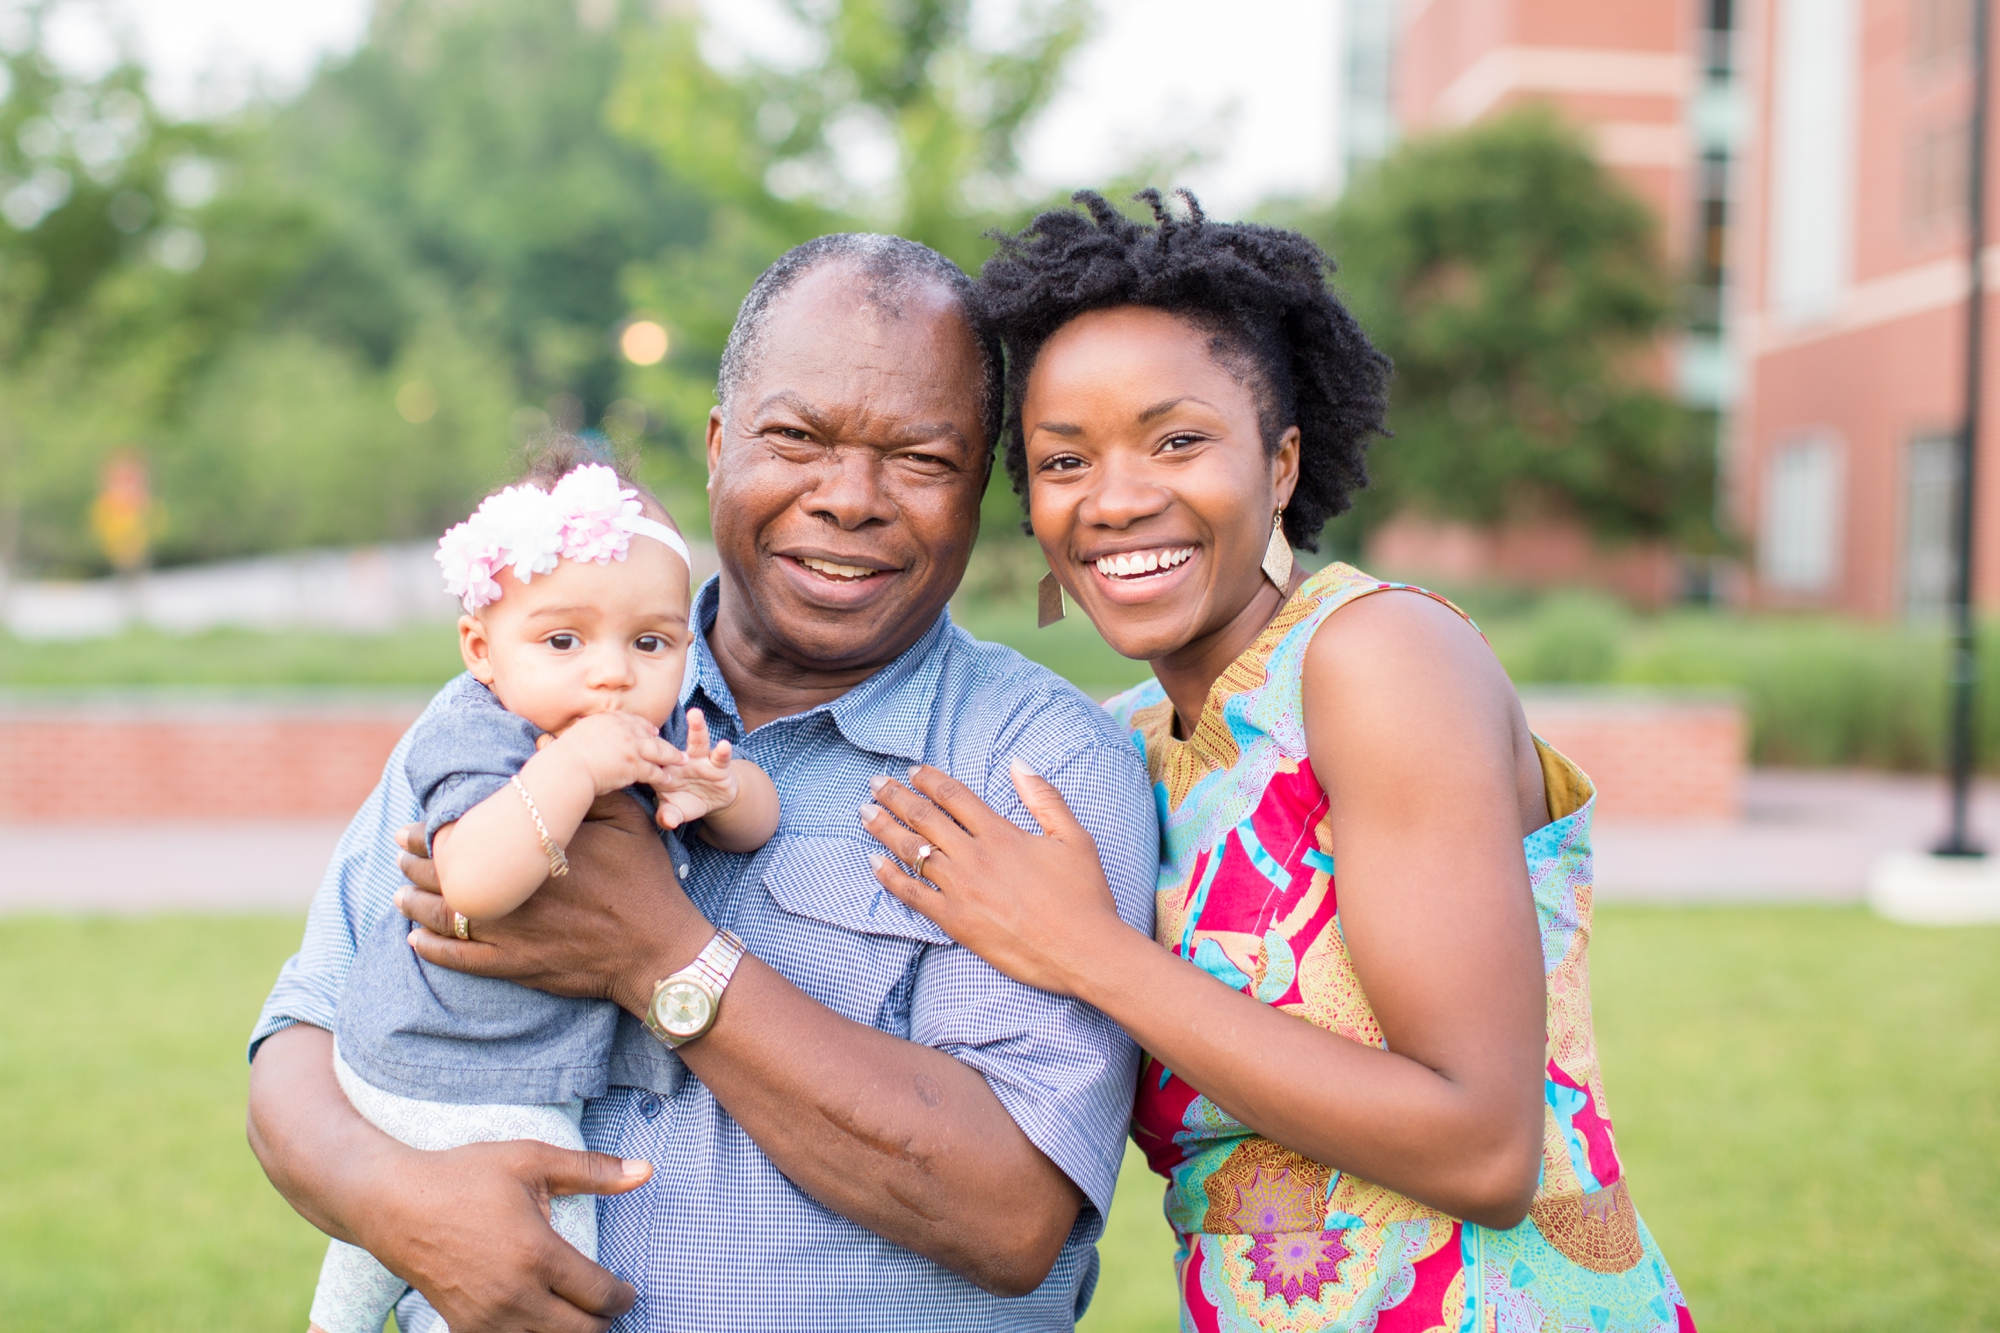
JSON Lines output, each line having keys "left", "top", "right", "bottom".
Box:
{"left": 510, "top": 774, "right": 570, "bottom": 878}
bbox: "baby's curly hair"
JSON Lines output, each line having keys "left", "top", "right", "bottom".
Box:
{"left": 975, "top": 190, "right": 1391, "bottom": 549}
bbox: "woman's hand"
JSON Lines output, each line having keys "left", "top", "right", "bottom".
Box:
{"left": 859, "top": 760, "right": 1130, "bottom": 997}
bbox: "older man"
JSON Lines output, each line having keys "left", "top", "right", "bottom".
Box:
{"left": 245, "top": 234, "right": 1158, "bottom": 1332}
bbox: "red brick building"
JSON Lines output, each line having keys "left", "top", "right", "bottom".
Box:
{"left": 1370, "top": 0, "right": 1994, "bottom": 619}
{"left": 1731, "top": 0, "right": 1990, "bottom": 618}
{"left": 1364, "top": 0, "right": 1737, "bottom": 604}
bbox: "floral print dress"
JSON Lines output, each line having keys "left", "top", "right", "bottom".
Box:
{"left": 1105, "top": 563, "right": 1695, "bottom": 1333}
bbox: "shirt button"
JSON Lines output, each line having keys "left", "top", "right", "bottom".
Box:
{"left": 639, "top": 1094, "right": 663, "bottom": 1119}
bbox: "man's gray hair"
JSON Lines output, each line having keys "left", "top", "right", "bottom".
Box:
{"left": 717, "top": 233, "right": 1005, "bottom": 452}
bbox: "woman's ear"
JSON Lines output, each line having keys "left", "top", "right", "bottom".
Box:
{"left": 1272, "top": 425, "right": 1303, "bottom": 512}
{"left": 459, "top": 614, "right": 497, "bottom": 683}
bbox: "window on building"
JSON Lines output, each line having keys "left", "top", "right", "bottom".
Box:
{"left": 1903, "top": 432, "right": 1960, "bottom": 618}
{"left": 1340, "top": 0, "right": 1398, "bottom": 186}
{"left": 1913, "top": 0, "right": 1974, "bottom": 67}
{"left": 1769, "top": 0, "right": 1859, "bottom": 319}
{"left": 1761, "top": 435, "right": 1845, "bottom": 595}
{"left": 1908, "top": 121, "right": 1970, "bottom": 232}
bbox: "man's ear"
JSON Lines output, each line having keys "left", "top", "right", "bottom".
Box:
{"left": 459, "top": 615, "right": 497, "bottom": 684}
{"left": 706, "top": 406, "right": 725, "bottom": 492}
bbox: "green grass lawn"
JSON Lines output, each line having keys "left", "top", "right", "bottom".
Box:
{"left": 0, "top": 910, "right": 1994, "bottom": 1331}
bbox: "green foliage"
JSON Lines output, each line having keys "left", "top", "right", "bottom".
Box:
{"left": 610, "top": 0, "right": 1091, "bottom": 450}
{"left": 0, "top": 0, "right": 711, "bottom": 575}
{"left": 1295, "top": 110, "right": 1719, "bottom": 549}
{"left": 1473, "top": 597, "right": 1996, "bottom": 772}
{"left": 1509, "top": 589, "right": 1632, "bottom": 684}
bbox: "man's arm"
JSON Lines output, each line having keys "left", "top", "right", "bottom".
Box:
{"left": 246, "top": 1024, "right": 648, "bottom": 1331}
{"left": 396, "top": 797, "right": 1087, "bottom": 1297}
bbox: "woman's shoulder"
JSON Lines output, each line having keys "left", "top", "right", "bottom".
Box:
{"left": 1274, "top": 563, "right": 1481, "bottom": 665}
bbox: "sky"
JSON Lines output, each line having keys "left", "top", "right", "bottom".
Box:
{"left": 46, "top": 0, "right": 1343, "bottom": 218}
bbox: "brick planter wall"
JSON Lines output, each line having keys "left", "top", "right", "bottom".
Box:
{"left": 0, "top": 686, "right": 1747, "bottom": 826}
{"left": 1521, "top": 689, "right": 1746, "bottom": 822}
{"left": 0, "top": 696, "right": 428, "bottom": 824}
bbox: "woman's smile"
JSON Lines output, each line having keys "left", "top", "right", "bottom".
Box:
{"left": 1083, "top": 543, "right": 1203, "bottom": 602}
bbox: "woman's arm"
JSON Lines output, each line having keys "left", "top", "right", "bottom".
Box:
{"left": 862, "top": 593, "right": 1547, "bottom": 1228}
{"left": 246, "top": 1023, "right": 650, "bottom": 1332}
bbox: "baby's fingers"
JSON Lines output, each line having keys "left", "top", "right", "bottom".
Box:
{"left": 684, "top": 707, "right": 712, "bottom": 758}
{"left": 709, "top": 738, "right": 732, "bottom": 768}
{"left": 637, "top": 734, "right": 683, "bottom": 767}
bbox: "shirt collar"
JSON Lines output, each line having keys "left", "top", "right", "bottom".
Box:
{"left": 681, "top": 574, "right": 955, "bottom": 765}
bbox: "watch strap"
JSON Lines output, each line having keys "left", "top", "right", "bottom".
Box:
{"left": 686, "top": 927, "right": 747, "bottom": 995}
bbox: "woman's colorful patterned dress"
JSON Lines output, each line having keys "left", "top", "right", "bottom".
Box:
{"left": 1103, "top": 563, "right": 1694, "bottom": 1333}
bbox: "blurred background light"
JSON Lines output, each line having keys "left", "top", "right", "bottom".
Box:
{"left": 395, "top": 381, "right": 437, "bottom": 425}
{"left": 619, "top": 319, "right": 670, "bottom": 367}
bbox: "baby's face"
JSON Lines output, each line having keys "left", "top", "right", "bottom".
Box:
{"left": 460, "top": 533, "right": 692, "bottom": 737}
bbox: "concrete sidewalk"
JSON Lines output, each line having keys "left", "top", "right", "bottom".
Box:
{"left": 0, "top": 769, "right": 1990, "bottom": 913}
{"left": 0, "top": 821, "right": 347, "bottom": 914}
{"left": 1593, "top": 769, "right": 2000, "bottom": 902}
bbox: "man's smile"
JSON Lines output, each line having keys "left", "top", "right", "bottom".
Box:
{"left": 797, "top": 555, "right": 887, "bottom": 582}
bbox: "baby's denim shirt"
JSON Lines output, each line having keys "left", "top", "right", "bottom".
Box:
{"left": 336, "top": 673, "right": 689, "bottom": 1104}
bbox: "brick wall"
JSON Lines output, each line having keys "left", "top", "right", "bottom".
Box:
{"left": 1521, "top": 689, "right": 1746, "bottom": 822}
{"left": 1, "top": 688, "right": 1746, "bottom": 826}
{"left": 0, "top": 697, "right": 427, "bottom": 823}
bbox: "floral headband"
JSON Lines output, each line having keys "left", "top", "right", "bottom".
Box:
{"left": 436, "top": 463, "right": 692, "bottom": 613}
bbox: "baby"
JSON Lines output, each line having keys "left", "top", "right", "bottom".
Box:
{"left": 308, "top": 451, "right": 779, "bottom": 1333}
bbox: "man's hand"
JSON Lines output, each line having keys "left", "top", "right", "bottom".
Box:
{"left": 395, "top": 793, "right": 708, "bottom": 1016}
{"left": 246, "top": 1025, "right": 650, "bottom": 1333}
{"left": 359, "top": 1139, "right": 648, "bottom": 1332}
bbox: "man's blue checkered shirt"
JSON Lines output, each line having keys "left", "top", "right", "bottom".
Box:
{"left": 250, "top": 577, "right": 1161, "bottom": 1331}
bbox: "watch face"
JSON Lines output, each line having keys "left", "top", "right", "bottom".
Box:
{"left": 654, "top": 979, "right": 713, "bottom": 1039}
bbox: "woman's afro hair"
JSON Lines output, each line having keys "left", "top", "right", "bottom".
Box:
{"left": 974, "top": 189, "right": 1391, "bottom": 550}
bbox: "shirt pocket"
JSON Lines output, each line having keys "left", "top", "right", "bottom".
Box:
{"left": 747, "top": 833, "right": 951, "bottom": 1028}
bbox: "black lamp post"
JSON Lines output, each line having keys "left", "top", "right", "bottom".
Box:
{"left": 1940, "top": 0, "right": 1994, "bottom": 857}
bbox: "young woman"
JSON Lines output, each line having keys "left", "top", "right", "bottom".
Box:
{"left": 858, "top": 192, "right": 1694, "bottom": 1332}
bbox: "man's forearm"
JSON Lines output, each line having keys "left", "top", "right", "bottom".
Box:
{"left": 673, "top": 958, "right": 1085, "bottom": 1296}
{"left": 245, "top": 1023, "right": 402, "bottom": 1244}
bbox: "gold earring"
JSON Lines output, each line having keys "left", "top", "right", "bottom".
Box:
{"left": 1037, "top": 568, "right": 1067, "bottom": 627}
{"left": 1261, "top": 512, "right": 1293, "bottom": 591}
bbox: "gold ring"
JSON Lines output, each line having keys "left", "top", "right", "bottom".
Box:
{"left": 453, "top": 912, "right": 472, "bottom": 941}
{"left": 911, "top": 843, "right": 935, "bottom": 881}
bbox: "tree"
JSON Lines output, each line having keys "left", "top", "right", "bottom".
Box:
{"left": 0, "top": 0, "right": 711, "bottom": 574}
{"left": 1299, "top": 108, "right": 1718, "bottom": 551}
{"left": 608, "top": 0, "right": 1091, "bottom": 459}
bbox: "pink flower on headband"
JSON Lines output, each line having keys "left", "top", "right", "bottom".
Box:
{"left": 552, "top": 463, "right": 643, "bottom": 566}
{"left": 435, "top": 464, "right": 692, "bottom": 613}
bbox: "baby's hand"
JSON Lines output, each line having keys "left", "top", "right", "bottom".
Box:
{"left": 549, "top": 710, "right": 679, "bottom": 795}
{"left": 652, "top": 708, "right": 741, "bottom": 830}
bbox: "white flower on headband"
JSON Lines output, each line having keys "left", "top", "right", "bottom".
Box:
{"left": 436, "top": 463, "right": 692, "bottom": 612}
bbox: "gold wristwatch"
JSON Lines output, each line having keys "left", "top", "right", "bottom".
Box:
{"left": 643, "top": 929, "right": 747, "bottom": 1048}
